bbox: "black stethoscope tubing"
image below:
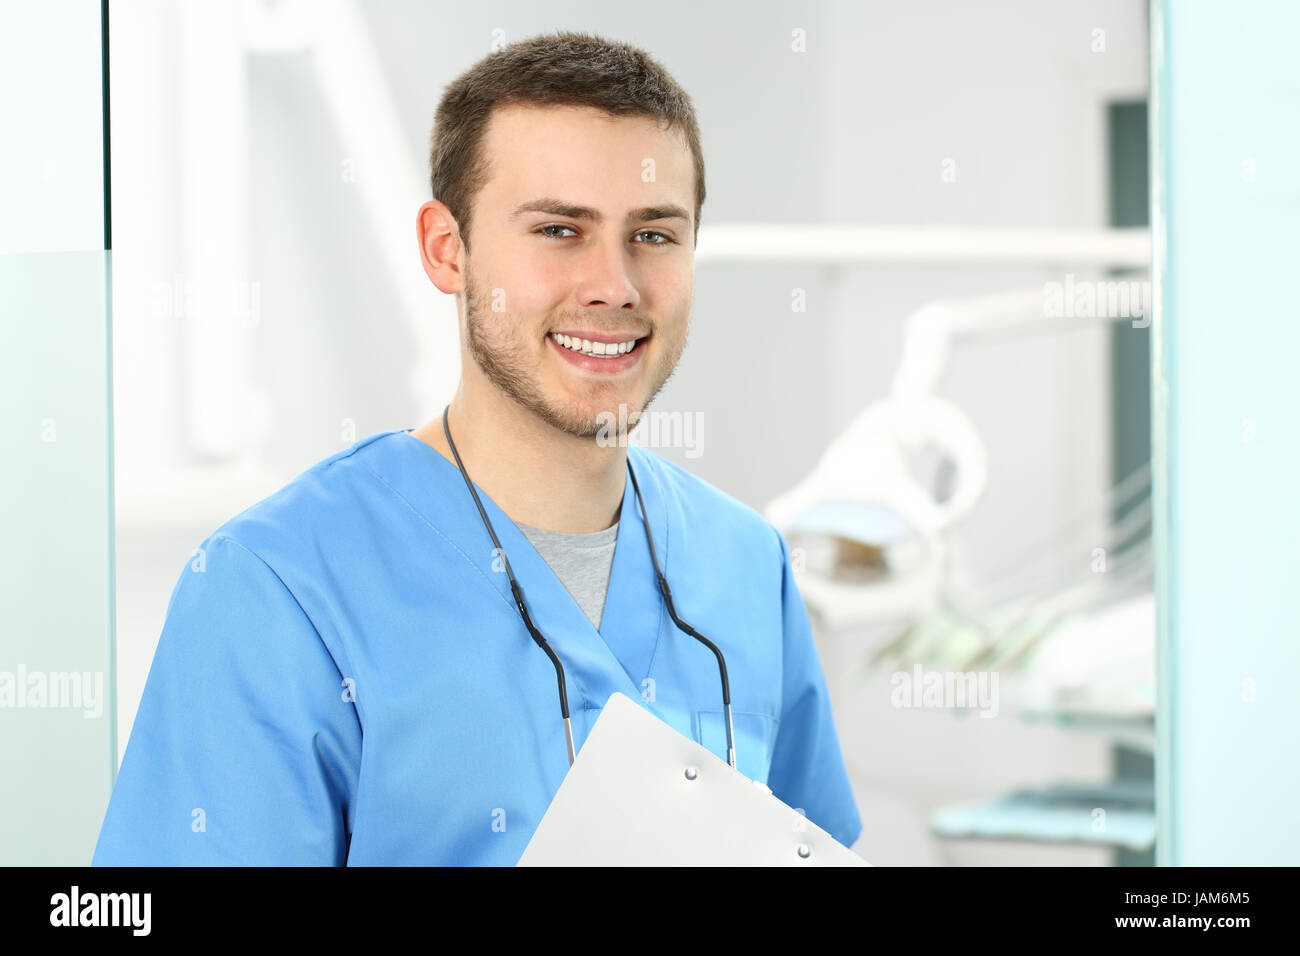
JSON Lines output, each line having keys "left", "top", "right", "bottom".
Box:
{"left": 441, "top": 404, "right": 735, "bottom": 769}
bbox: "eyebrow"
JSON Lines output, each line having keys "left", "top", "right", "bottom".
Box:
{"left": 508, "top": 197, "right": 691, "bottom": 226}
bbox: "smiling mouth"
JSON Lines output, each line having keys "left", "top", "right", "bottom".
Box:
{"left": 547, "top": 331, "right": 649, "bottom": 358}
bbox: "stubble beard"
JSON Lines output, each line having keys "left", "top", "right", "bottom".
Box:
{"left": 462, "top": 262, "right": 686, "bottom": 442}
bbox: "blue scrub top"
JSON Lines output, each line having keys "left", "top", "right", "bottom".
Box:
{"left": 93, "top": 428, "right": 862, "bottom": 864}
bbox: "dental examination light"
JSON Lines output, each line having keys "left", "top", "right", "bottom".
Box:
{"left": 765, "top": 286, "right": 1139, "bottom": 634}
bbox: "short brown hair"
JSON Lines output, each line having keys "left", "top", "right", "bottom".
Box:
{"left": 428, "top": 30, "right": 706, "bottom": 254}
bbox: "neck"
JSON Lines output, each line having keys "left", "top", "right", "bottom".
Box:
{"left": 411, "top": 379, "right": 628, "bottom": 534}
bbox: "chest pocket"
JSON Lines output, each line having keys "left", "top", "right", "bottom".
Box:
{"left": 695, "top": 709, "right": 780, "bottom": 785}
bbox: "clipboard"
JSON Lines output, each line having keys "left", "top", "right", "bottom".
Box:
{"left": 517, "top": 692, "right": 869, "bottom": 866}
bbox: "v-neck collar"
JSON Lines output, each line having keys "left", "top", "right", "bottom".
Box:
{"left": 363, "top": 427, "right": 670, "bottom": 714}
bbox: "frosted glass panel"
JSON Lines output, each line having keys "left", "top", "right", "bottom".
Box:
{"left": 0, "top": 254, "right": 116, "bottom": 866}
{"left": 0, "top": 0, "right": 114, "bottom": 866}
{"left": 1151, "top": 0, "right": 1300, "bottom": 865}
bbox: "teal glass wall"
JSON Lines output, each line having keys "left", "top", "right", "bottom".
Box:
{"left": 0, "top": 0, "right": 115, "bottom": 865}
{"left": 1151, "top": 0, "right": 1300, "bottom": 865}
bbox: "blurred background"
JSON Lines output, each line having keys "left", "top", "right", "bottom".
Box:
{"left": 108, "top": 0, "right": 1152, "bottom": 866}
{"left": 6, "top": 0, "right": 1298, "bottom": 866}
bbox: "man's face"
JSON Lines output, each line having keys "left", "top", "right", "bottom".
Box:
{"left": 458, "top": 103, "right": 696, "bottom": 440}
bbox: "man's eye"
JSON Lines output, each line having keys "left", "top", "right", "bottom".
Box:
{"left": 537, "top": 224, "right": 578, "bottom": 239}
{"left": 634, "top": 231, "right": 677, "bottom": 245}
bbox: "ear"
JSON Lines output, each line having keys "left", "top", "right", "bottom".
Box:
{"left": 416, "top": 200, "right": 464, "bottom": 294}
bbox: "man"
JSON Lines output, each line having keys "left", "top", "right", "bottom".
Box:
{"left": 93, "top": 30, "right": 861, "bottom": 865}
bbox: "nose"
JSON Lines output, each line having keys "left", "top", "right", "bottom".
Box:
{"left": 574, "top": 236, "right": 641, "bottom": 312}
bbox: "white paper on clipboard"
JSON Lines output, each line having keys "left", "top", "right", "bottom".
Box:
{"left": 517, "top": 692, "right": 869, "bottom": 866}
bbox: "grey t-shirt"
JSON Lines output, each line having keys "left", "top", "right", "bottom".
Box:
{"left": 516, "top": 516, "right": 620, "bottom": 631}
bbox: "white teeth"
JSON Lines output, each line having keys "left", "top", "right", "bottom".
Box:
{"left": 550, "top": 332, "right": 640, "bottom": 357}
